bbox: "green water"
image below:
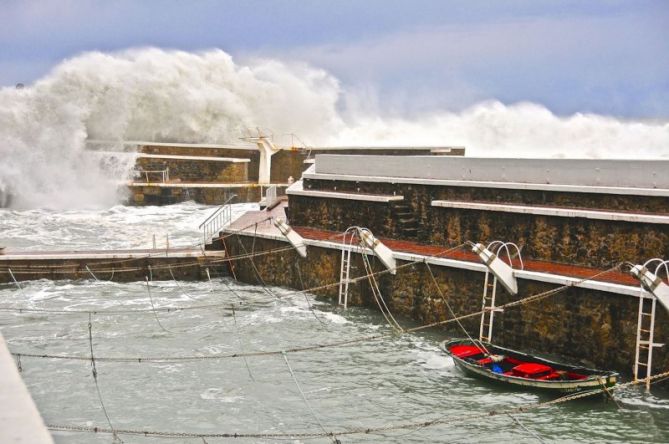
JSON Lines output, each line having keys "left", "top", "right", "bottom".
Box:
{"left": 1, "top": 278, "right": 667, "bottom": 444}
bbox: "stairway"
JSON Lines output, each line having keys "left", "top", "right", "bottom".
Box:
{"left": 391, "top": 201, "right": 420, "bottom": 239}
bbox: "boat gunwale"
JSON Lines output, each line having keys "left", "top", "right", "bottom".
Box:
{"left": 441, "top": 338, "right": 618, "bottom": 390}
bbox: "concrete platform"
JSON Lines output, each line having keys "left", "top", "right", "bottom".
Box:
{"left": 0, "top": 334, "right": 53, "bottom": 443}
{"left": 224, "top": 205, "right": 642, "bottom": 296}
{"left": 0, "top": 248, "right": 227, "bottom": 283}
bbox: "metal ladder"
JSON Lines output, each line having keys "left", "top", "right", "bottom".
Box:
{"left": 633, "top": 293, "right": 664, "bottom": 391}
{"left": 479, "top": 271, "right": 501, "bottom": 343}
{"left": 338, "top": 246, "right": 352, "bottom": 309}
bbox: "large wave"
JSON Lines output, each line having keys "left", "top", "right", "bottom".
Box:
{"left": 0, "top": 48, "right": 667, "bottom": 209}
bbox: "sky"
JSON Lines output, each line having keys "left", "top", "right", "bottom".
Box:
{"left": 1, "top": 0, "right": 668, "bottom": 119}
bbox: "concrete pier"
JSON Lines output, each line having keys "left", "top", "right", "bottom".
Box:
{"left": 0, "top": 333, "right": 53, "bottom": 443}
{"left": 0, "top": 248, "right": 227, "bottom": 283}
{"left": 211, "top": 155, "right": 669, "bottom": 376}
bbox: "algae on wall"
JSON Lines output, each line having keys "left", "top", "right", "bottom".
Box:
{"left": 222, "top": 234, "right": 668, "bottom": 376}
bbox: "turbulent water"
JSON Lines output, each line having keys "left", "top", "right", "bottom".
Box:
{"left": 1, "top": 203, "right": 668, "bottom": 443}
{"left": 1, "top": 48, "right": 669, "bottom": 209}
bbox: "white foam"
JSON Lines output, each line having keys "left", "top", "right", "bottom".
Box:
{"left": 2, "top": 48, "right": 668, "bottom": 209}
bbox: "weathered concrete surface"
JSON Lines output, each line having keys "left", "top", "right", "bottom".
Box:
{"left": 314, "top": 155, "right": 669, "bottom": 190}
{"left": 0, "top": 249, "right": 228, "bottom": 283}
{"left": 222, "top": 234, "right": 668, "bottom": 376}
{"left": 0, "top": 334, "right": 54, "bottom": 444}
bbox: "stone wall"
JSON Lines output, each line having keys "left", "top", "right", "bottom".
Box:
{"left": 222, "top": 234, "right": 669, "bottom": 376}
{"left": 290, "top": 180, "right": 669, "bottom": 269}
{"left": 127, "top": 185, "right": 287, "bottom": 205}
{"left": 139, "top": 145, "right": 261, "bottom": 181}
{"left": 136, "top": 157, "right": 248, "bottom": 183}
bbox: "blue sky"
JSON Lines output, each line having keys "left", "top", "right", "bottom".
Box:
{"left": 1, "top": 0, "right": 668, "bottom": 118}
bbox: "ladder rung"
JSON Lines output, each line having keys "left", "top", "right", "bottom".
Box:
{"left": 641, "top": 312, "right": 653, "bottom": 317}
{"left": 636, "top": 362, "right": 648, "bottom": 367}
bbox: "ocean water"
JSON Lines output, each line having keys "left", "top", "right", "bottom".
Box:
{"left": 0, "top": 203, "right": 668, "bottom": 443}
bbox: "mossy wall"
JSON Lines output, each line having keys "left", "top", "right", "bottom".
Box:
{"left": 223, "top": 234, "right": 669, "bottom": 376}
{"left": 290, "top": 180, "right": 669, "bottom": 268}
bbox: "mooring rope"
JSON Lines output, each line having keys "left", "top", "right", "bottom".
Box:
{"left": 231, "top": 305, "right": 255, "bottom": 382}
{"left": 425, "top": 262, "right": 490, "bottom": 354}
{"left": 87, "top": 313, "right": 122, "bottom": 443}
{"left": 144, "top": 277, "right": 172, "bottom": 334}
{"left": 281, "top": 352, "right": 340, "bottom": 443}
{"left": 296, "top": 261, "right": 327, "bottom": 326}
{"left": 361, "top": 250, "right": 404, "bottom": 333}
{"left": 85, "top": 265, "right": 99, "bottom": 282}
{"left": 43, "top": 369, "right": 669, "bottom": 440}
{"left": 8, "top": 259, "right": 625, "bottom": 362}
{"left": 168, "top": 266, "right": 197, "bottom": 301}
{"left": 233, "top": 222, "right": 280, "bottom": 301}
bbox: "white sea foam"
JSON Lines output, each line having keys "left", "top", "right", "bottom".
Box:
{"left": 1, "top": 48, "right": 668, "bottom": 209}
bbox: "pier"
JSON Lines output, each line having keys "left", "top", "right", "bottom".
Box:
{"left": 0, "top": 248, "right": 227, "bottom": 283}
{"left": 211, "top": 155, "right": 669, "bottom": 377}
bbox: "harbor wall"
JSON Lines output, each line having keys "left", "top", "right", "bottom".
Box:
{"left": 221, "top": 234, "right": 669, "bottom": 376}
{"left": 289, "top": 181, "right": 669, "bottom": 269}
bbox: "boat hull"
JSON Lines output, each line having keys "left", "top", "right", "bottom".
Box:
{"left": 443, "top": 339, "right": 618, "bottom": 393}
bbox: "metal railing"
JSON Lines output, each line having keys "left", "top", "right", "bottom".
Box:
{"left": 199, "top": 195, "right": 237, "bottom": 245}
{"left": 136, "top": 167, "right": 170, "bottom": 183}
{"left": 262, "top": 185, "right": 278, "bottom": 208}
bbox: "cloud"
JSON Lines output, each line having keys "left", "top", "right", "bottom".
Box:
{"left": 273, "top": 12, "right": 669, "bottom": 117}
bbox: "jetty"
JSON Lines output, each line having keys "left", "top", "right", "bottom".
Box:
{"left": 210, "top": 154, "right": 669, "bottom": 381}
{"left": 0, "top": 248, "right": 227, "bottom": 283}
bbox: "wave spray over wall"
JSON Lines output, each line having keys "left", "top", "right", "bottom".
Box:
{"left": 1, "top": 48, "right": 668, "bottom": 209}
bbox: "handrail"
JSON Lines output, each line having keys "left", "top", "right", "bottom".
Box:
{"left": 199, "top": 194, "right": 237, "bottom": 229}
{"left": 199, "top": 194, "right": 237, "bottom": 246}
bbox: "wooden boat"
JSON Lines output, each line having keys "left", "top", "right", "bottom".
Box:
{"left": 442, "top": 338, "right": 618, "bottom": 392}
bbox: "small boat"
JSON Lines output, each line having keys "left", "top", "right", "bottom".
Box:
{"left": 442, "top": 338, "right": 618, "bottom": 392}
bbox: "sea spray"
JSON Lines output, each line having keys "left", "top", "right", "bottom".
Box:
{"left": 0, "top": 48, "right": 343, "bottom": 209}
{"left": 1, "top": 48, "right": 668, "bottom": 209}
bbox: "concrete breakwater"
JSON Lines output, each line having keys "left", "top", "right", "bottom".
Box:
{"left": 123, "top": 142, "right": 462, "bottom": 205}
{"left": 212, "top": 155, "right": 669, "bottom": 377}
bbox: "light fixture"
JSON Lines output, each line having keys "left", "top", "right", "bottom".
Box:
{"left": 630, "top": 264, "right": 669, "bottom": 312}
{"left": 273, "top": 218, "right": 307, "bottom": 258}
{"left": 357, "top": 228, "right": 396, "bottom": 274}
{"left": 471, "top": 243, "right": 518, "bottom": 295}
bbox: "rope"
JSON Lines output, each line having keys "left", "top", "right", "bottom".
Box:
{"left": 233, "top": 226, "right": 279, "bottom": 301}
{"left": 7, "top": 268, "right": 22, "bottom": 290}
{"left": 168, "top": 266, "right": 197, "bottom": 300}
{"left": 231, "top": 305, "right": 255, "bottom": 382}
{"left": 0, "top": 245, "right": 296, "bottom": 275}
{"left": 85, "top": 265, "right": 99, "bottom": 282}
{"left": 8, "top": 261, "right": 623, "bottom": 362}
{"left": 145, "top": 277, "right": 172, "bottom": 334}
{"left": 281, "top": 352, "right": 339, "bottom": 443}
{"left": 87, "top": 313, "right": 122, "bottom": 443}
{"left": 361, "top": 250, "right": 403, "bottom": 333}
{"left": 425, "top": 262, "right": 489, "bottom": 354}
{"left": 296, "top": 261, "right": 327, "bottom": 326}
{"left": 405, "top": 263, "right": 623, "bottom": 334}
{"left": 42, "top": 369, "right": 669, "bottom": 440}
